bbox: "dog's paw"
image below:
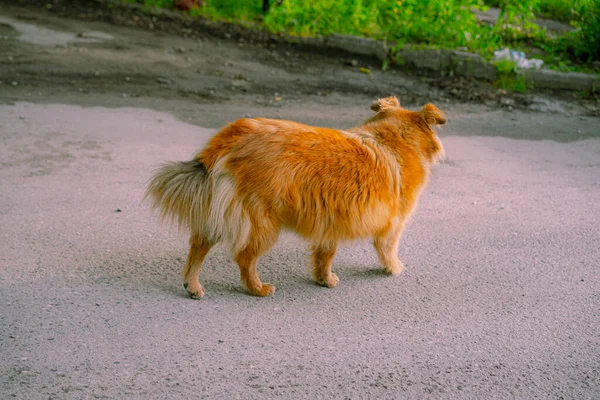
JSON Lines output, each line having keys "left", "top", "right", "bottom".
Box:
{"left": 184, "top": 282, "right": 205, "bottom": 299}
{"left": 250, "top": 283, "right": 276, "bottom": 297}
{"left": 317, "top": 273, "right": 339, "bottom": 288}
{"left": 386, "top": 261, "right": 404, "bottom": 276}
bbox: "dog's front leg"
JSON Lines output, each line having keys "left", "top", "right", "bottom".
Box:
{"left": 373, "top": 218, "right": 405, "bottom": 276}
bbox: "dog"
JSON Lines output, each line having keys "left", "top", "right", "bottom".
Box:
{"left": 146, "top": 96, "right": 445, "bottom": 298}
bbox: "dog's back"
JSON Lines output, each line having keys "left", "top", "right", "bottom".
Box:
{"left": 197, "top": 117, "right": 400, "bottom": 243}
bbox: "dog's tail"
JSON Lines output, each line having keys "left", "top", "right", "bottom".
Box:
{"left": 145, "top": 159, "right": 211, "bottom": 231}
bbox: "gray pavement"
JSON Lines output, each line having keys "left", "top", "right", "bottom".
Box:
{"left": 1, "top": 102, "right": 599, "bottom": 399}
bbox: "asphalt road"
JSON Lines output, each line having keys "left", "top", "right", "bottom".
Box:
{"left": 1, "top": 5, "right": 599, "bottom": 400}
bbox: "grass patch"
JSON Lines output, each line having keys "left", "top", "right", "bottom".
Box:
{"left": 190, "top": 0, "right": 263, "bottom": 20}
{"left": 483, "top": 0, "right": 578, "bottom": 22}
{"left": 537, "top": 0, "right": 576, "bottom": 21}
{"left": 493, "top": 58, "right": 529, "bottom": 92}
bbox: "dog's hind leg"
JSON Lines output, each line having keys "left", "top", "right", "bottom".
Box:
{"left": 374, "top": 218, "right": 405, "bottom": 276}
{"left": 234, "top": 220, "right": 279, "bottom": 297}
{"left": 182, "top": 232, "right": 214, "bottom": 299}
{"left": 311, "top": 243, "right": 339, "bottom": 288}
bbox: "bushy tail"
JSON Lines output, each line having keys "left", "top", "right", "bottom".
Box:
{"left": 145, "top": 159, "right": 210, "bottom": 230}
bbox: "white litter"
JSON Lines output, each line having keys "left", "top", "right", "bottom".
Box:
{"left": 493, "top": 48, "right": 544, "bottom": 69}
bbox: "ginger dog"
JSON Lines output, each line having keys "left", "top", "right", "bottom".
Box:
{"left": 146, "top": 96, "right": 445, "bottom": 298}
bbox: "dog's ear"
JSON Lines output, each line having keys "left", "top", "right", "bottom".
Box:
{"left": 370, "top": 96, "right": 400, "bottom": 112}
{"left": 421, "top": 103, "right": 446, "bottom": 126}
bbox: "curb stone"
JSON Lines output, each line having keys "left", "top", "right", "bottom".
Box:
{"left": 303, "top": 33, "right": 597, "bottom": 92}
{"left": 522, "top": 69, "right": 599, "bottom": 91}
{"left": 5, "top": 0, "right": 598, "bottom": 93}
{"left": 389, "top": 49, "right": 497, "bottom": 80}
{"left": 325, "top": 34, "right": 388, "bottom": 61}
{"left": 394, "top": 49, "right": 453, "bottom": 74}
{"left": 451, "top": 51, "right": 498, "bottom": 81}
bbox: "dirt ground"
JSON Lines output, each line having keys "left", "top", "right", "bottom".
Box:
{"left": 1, "top": 1, "right": 599, "bottom": 132}
{"left": 1, "top": 3, "right": 599, "bottom": 400}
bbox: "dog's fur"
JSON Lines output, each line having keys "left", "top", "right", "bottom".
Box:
{"left": 146, "top": 96, "right": 445, "bottom": 298}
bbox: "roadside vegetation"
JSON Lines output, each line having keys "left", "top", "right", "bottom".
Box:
{"left": 124, "top": 0, "right": 599, "bottom": 75}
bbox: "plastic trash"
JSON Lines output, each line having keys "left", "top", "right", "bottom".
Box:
{"left": 493, "top": 48, "right": 544, "bottom": 69}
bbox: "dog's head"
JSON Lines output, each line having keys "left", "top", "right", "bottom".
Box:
{"left": 368, "top": 96, "right": 446, "bottom": 163}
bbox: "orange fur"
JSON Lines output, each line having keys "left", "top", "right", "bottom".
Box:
{"left": 146, "top": 96, "right": 445, "bottom": 298}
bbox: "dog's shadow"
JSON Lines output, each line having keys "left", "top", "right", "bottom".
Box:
{"left": 169, "top": 265, "right": 392, "bottom": 300}
{"left": 96, "top": 242, "right": 392, "bottom": 300}
{"left": 170, "top": 257, "right": 393, "bottom": 299}
{"left": 342, "top": 265, "right": 391, "bottom": 278}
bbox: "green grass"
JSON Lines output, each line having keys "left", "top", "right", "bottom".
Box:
{"left": 190, "top": 0, "right": 262, "bottom": 20}
{"left": 492, "top": 58, "right": 529, "bottom": 92}
{"left": 538, "top": 0, "right": 576, "bottom": 21}
{"left": 483, "top": 0, "right": 578, "bottom": 22}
